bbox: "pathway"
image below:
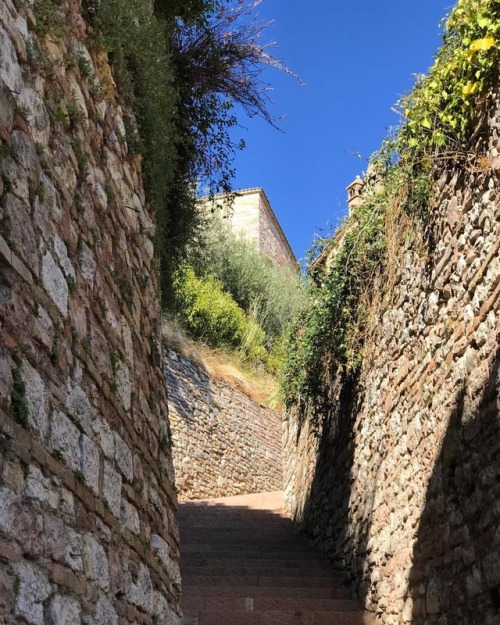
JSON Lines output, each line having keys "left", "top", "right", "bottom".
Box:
{"left": 178, "top": 491, "right": 374, "bottom": 625}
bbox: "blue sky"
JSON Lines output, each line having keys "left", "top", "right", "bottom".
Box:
{"left": 228, "top": 1, "right": 453, "bottom": 263}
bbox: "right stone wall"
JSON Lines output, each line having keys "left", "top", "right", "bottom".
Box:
{"left": 283, "top": 96, "right": 500, "bottom": 624}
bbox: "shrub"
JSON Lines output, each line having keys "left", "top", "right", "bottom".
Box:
{"left": 191, "top": 216, "right": 306, "bottom": 344}
{"left": 173, "top": 266, "right": 266, "bottom": 359}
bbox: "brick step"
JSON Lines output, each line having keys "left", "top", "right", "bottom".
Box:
{"left": 179, "top": 493, "right": 372, "bottom": 625}
{"left": 183, "top": 597, "right": 360, "bottom": 614}
{"left": 180, "top": 525, "right": 300, "bottom": 540}
{"left": 181, "top": 566, "right": 341, "bottom": 578}
{"left": 181, "top": 557, "right": 334, "bottom": 570}
{"left": 179, "top": 517, "right": 291, "bottom": 526}
{"left": 184, "top": 610, "right": 373, "bottom": 625}
{"left": 181, "top": 586, "right": 352, "bottom": 600}
{"left": 180, "top": 536, "right": 318, "bottom": 554}
{"left": 182, "top": 550, "right": 328, "bottom": 561}
{"left": 181, "top": 575, "right": 341, "bottom": 588}
{"left": 182, "top": 543, "right": 317, "bottom": 554}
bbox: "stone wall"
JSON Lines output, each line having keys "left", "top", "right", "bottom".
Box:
{"left": 0, "top": 2, "right": 181, "bottom": 624}
{"left": 283, "top": 97, "right": 500, "bottom": 623}
{"left": 256, "top": 190, "right": 297, "bottom": 272}
{"left": 164, "top": 350, "right": 283, "bottom": 501}
{"left": 202, "top": 188, "right": 297, "bottom": 272}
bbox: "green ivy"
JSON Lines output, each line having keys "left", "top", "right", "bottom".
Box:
{"left": 400, "top": 0, "right": 500, "bottom": 156}
{"left": 281, "top": 0, "right": 499, "bottom": 418}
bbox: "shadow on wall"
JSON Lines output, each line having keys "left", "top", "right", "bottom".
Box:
{"left": 163, "top": 351, "right": 214, "bottom": 426}
{"left": 295, "top": 371, "right": 377, "bottom": 595}
{"left": 293, "top": 351, "right": 500, "bottom": 622}
{"left": 408, "top": 352, "right": 500, "bottom": 624}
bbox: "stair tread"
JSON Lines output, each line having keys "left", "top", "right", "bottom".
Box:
{"left": 179, "top": 492, "right": 372, "bottom": 625}
{"left": 185, "top": 610, "right": 373, "bottom": 625}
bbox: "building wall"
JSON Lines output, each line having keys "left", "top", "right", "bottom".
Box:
{"left": 283, "top": 95, "right": 500, "bottom": 624}
{"left": 257, "top": 192, "right": 297, "bottom": 272}
{"left": 164, "top": 350, "right": 283, "bottom": 501}
{"left": 227, "top": 191, "right": 261, "bottom": 249}
{"left": 0, "top": 3, "right": 181, "bottom": 623}
{"left": 205, "top": 189, "right": 297, "bottom": 271}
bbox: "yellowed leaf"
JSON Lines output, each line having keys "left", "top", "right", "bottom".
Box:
{"left": 469, "top": 36, "right": 495, "bottom": 51}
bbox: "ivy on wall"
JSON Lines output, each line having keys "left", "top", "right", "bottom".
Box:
{"left": 282, "top": 0, "right": 499, "bottom": 418}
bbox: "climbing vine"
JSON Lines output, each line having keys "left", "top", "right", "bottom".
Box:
{"left": 400, "top": 0, "right": 500, "bottom": 157}
{"left": 282, "top": 0, "right": 499, "bottom": 418}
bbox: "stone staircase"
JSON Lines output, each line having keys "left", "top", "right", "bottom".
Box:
{"left": 178, "top": 491, "right": 374, "bottom": 625}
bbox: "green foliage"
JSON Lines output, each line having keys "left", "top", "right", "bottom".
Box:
{"left": 191, "top": 216, "right": 306, "bottom": 344}
{"left": 33, "top": 0, "right": 64, "bottom": 38}
{"left": 281, "top": 0, "right": 499, "bottom": 418}
{"left": 73, "top": 470, "right": 86, "bottom": 485}
{"left": 11, "top": 361, "right": 29, "bottom": 429}
{"left": 87, "top": 0, "right": 179, "bottom": 238}
{"left": 173, "top": 266, "right": 266, "bottom": 360}
{"left": 399, "top": 0, "right": 500, "bottom": 156}
{"left": 282, "top": 178, "right": 389, "bottom": 414}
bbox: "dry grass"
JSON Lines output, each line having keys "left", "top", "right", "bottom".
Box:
{"left": 162, "top": 317, "right": 282, "bottom": 410}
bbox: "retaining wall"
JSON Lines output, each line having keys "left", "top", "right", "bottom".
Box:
{"left": 0, "top": 2, "right": 181, "bottom": 623}
{"left": 284, "top": 95, "right": 500, "bottom": 624}
{"left": 165, "top": 350, "right": 283, "bottom": 501}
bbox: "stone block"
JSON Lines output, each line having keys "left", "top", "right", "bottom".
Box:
{"left": 120, "top": 498, "right": 140, "bottom": 535}
{"left": 115, "top": 362, "right": 131, "bottom": 411}
{"left": 43, "top": 513, "right": 66, "bottom": 561}
{"left": 79, "top": 240, "right": 96, "bottom": 287}
{"left": 92, "top": 417, "right": 114, "bottom": 459}
{"left": 483, "top": 551, "right": 500, "bottom": 587}
{"left": 94, "top": 594, "right": 118, "bottom": 625}
{"left": 103, "top": 462, "right": 122, "bottom": 518}
{"left": 79, "top": 434, "right": 100, "bottom": 495}
{"left": 16, "top": 86, "right": 50, "bottom": 145}
{"left": 64, "top": 526, "right": 83, "bottom": 572}
{"left": 13, "top": 561, "right": 51, "bottom": 625}
{"left": 83, "top": 534, "right": 109, "bottom": 591}
{"left": 0, "top": 82, "right": 14, "bottom": 133}
{"left": 21, "top": 359, "right": 50, "bottom": 442}
{"left": 114, "top": 432, "right": 133, "bottom": 482}
{"left": 42, "top": 250, "right": 68, "bottom": 317}
{"left": 49, "top": 410, "right": 81, "bottom": 472}
{"left": 0, "top": 356, "right": 13, "bottom": 403}
{"left": 54, "top": 234, "right": 76, "bottom": 279}
{"left": 0, "top": 570, "right": 14, "bottom": 615}
{"left": 46, "top": 594, "right": 81, "bottom": 625}
{"left": 66, "top": 383, "right": 94, "bottom": 436}
{"left": 11, "top": 130, "right": 41, "bottom": 193}
{"left": 3, "top": 193, "right": 39, "bottom": 277}
{"left": 0, "top": 26, "right": 23, "bottom": 94}
{"left": 125, "top": 562, "right": 153, "bottom": 612}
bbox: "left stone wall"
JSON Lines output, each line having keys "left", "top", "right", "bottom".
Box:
{"left": 0, "top": 1, "right": 181, "bottom": 623}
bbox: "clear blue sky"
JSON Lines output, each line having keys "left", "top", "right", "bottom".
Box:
{"left": 228, "top": 1, "right": 453, "bottom": 263}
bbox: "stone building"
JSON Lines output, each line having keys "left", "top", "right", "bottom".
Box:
{"left": 202, "top": 188, "right": 297, "bottom": 272}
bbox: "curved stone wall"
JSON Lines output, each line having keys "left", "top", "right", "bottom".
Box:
{"left": 0, "top": 2, "right": 180, "bottom": 623}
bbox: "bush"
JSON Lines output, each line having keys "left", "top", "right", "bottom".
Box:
{"left": 191, "top": 216, "right": 306, "bottom": 344}
{"left": 173, "top": 266, "right": 266, "bottom": 360}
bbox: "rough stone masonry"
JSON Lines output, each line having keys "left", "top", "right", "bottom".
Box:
{"left": 165, "top": 349, "right": 283, "bottom": 501}
{"left": 284, "top": 94, "right": 500, "bottom": 622}
{"left": 0, "top": 1, "right": 181, "bottom": 623}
